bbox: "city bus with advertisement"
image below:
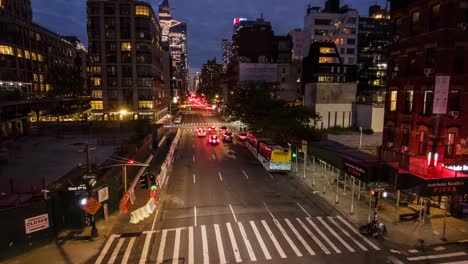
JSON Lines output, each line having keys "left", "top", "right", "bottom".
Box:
{"left": 258, "top": 141, "right": 292, "bottom": 172}
{"left": 245, "top": 132, "right": 269, "bottom": 157}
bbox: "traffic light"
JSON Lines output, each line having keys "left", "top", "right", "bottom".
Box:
{"left": 292, "top": 152, "right": 297, "bottom": 158}
{"left": 370, "top": 189, "right": 375, "bottom": 196}
{"left": 139, "top": 174, "right": 149, "bottom": 189}
{"left": 149, "top": 172, "right": 157, "bottom": 190}
{"left": 128, "top": 160, "right": 135, "bottom": 164}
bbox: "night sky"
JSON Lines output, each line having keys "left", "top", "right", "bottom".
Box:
{"left": 32, "top": 0, "right": 387, "bottom": 80}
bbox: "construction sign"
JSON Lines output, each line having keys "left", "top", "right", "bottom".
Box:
{"left": 82, "top": 197, "right": 102, "bottom": 215}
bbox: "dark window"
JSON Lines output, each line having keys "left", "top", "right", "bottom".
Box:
{"left": 402, "top": 128, "right": 410, "bottom": 146}
{"left": 122, "top": 65, "right": 132, "bottom": 76}
{"left": 106, "top": 53, "right": 116, "bottom": 63}
{"left": 411, "top": 11, "right": 420, "bottom": 35}
{"left": 315, "top": 19, "right": 332, "bottom": 25}
{"left": 454, "top": 47, "right": 464, "bottom": 74}
{"left": 347, "top": 38, "right": 355, "bottom": 45}
{"left": 105, "top": 42, "right": 116, "bottom": 52}
{"left": 120, "top": 4, "right": 130, "bottom": 15}
{"left": 387, "top": 126, "right": 395, "bottom": 143}
{"left": 394, "top": 17, "right": 402, "bottom": 36}
{"left": 104, "top": 4, "right": 115, "bottom": 15}
{"left": 121, "top": 52, "right": 132, "bottom": 63}
{"left": 448, "top": 91, "right": 460, "bottom": 111}
{"left": 120, "top": 18, "right": 131, "bottom": 39}
{"left": 122, "top": 77, "right": 132, "bottom": 87}
{"left": 405, "top": 90, "right": 414, "bottom": 113}
{"left": 107, "top": 77, "right": 117, "bottom": 87}
{"left": 418, "top": 130, "right": 428, "bottom": 155}
{"left": 346, "top": 48, "right": 355, "bottom": 55}
{"left": 430, "top": 4, "right": 441, "bottom": 31}
{"left": 392, "top": 55, "right": 400, "bottom": 71}
{"left": 408, "top": 52, "right": 417, "bottom": 74}
{"left": 107, "top": 89, "right": 118, "bottom": 99}
{"left": 104, "top": 17, "right": 115, "bottom": 29}
{"left": 425, "top": 48, "right": 435, "bottom": 68}
{"left": 88, "top": 17, "right": 100, "bottom": 38}
{"left": 423, "top": 90, "right": 433, "bottom": 115}
{"left": 87, "top": 4, "right": 100, "bottom": 15}
{"left": 107, "top": 66, "right": 116, "bottom": 76}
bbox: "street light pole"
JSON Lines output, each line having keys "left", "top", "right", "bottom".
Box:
{"left": 359, "top": 127, "right": 363, "bottom": 149}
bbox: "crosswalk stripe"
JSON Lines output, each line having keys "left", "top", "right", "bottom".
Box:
{"left": 156, "top": 229, "right": 167, "bottom": 264}
{"left": 172, "top": 228, "right": 181, "bottom": 264}
{"left": 238, "top": 222, "right": 257, "bottom": 261}
{"left": 274, "top": 219, "right": 302, "bottom": 257}
{"left": 261, "top": 220, "right": 287, "bottom": 258}
{"left": 336, "top": 216, "right": 380, "bottom": 250}
{"left": 226, "top": 223, "right": 242, "bottom": 262}
{"left": 201, "top": 225, "right": 209, "bottom": 264}
{"left": 407, "top": 252, "right": 467, "bottom": 261}
{"left": 317, "top": 217, "right": 354, "bottom": 252}
{"left": 95, "top": 234, "right": 118, "bottom": 264}
{"left": 108, "top": 237, "right": 124, "bottom": 263}
{"left": 327, "top": 217, "right": 368, "bottom": 251}
{"left": 122, "top": 237, "right": 136, "bottom": 264}
{"left": 188, "top": 226, "right": 194, "bottom": 264}
{"left": 214, "top": 224, "right": 227, "bottom": 264}
{"left": 140, "top": 232, "right": 153, "bottom": 264}
{"left": 250, "top": 221, "right": 272, "bottom": 260}
{"left": 285, "top": 218, "right": 315, "bottom": 256}
{"left": 296, "top": 218, "right": 331, "bottom": 254}
{"left": 306, "top": 217, "right": 341, "bottom": 253}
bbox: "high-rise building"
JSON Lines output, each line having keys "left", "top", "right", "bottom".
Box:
{"left": 380, "top": 0, "right": 468, "bottom": 209}
{"left": 289, "top": 29, "right": 306, "bottom": 63}
{"left": 221, "top": 38, "right": 232, "bottom": 72}
{"left": 87, "top": 0, "right": 166, "bottom": 121}
{"left": 303, "top": 1, "right": 359, "bottom": 65}
{"left": 356, "top": 5, "right": 390, "bottom": 103}
{"left": 158, "top": 0, "right": 188, "bottom": 93}
{"left": 193, "top": 71, "right": 200, "bottom": 92}
{"left": 200, "top": 58, "right": 222, "bottom": 101}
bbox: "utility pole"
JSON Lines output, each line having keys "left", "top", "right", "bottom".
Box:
{"left": 79, "top": 143, "right": 98, "bottom": 240}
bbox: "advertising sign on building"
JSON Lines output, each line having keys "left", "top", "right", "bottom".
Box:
{"left": 239, "top": 63, "right": 278, "bottom": 82}
{"left": 344, "top": 161, "right": 368, "bottom": 181}
{"left": 432, "top": 75, "right": 450, "bottom": 114}
{"left": 25, "top": 214, "right": 49, "bottom": 234}
{"left": 422, "top": 178, "right": 467, "bottom": 196}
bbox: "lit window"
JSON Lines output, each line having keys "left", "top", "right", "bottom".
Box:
{"left": 0, "top": 45, "right": 14, "bottom": 55}
{"left": 17, "top": 49, "right": 23, "bottom": 58}
{"left": 89, "top": 66, "right": 102, "bottom": 74}
{"left": 389, "top": 90, "right": 397, "bottom": 111}
{"left": 91, "top": 100, "right": 104, "bottom": 110}
{"left": 46, "top": 84, "right": 51, "bottom": 91}
{"left": 33, "top": 73, "right": 38, "bottom": 82}
{"left": 39, "top": 74, "right": 44, "bottom": 83}
{"left": 138, "top": 101, "right": 154, "bottom": 109}
{"left": 90, "top": 77, "right": 102, "bottom": 87}
{"left": 37, "top": 54, "right": 43, "bottom": 62}
{"left": 31, "top": 52, "right": 37, "bottom": 61}
{"left": 121, "top": 42, "right": 131, "bottom": 51}
{"left": 319, "top": 47, "right": 334, "bottom": 54}
{"left": 91, "top": 90, "right": 103, "bottom": 98}
{"left": 319, "top": 57, "right": 333, "bottom": 63}
{"left": 135, "top": 5, "right": 150, "bottom": 16}
{"left": 0, "top": 0, "right": 3, "bottom": 9}
{"left": 35, "top": 33, "right": 41, "bottom": 41}
{"left": 24, "top": 50, "right": 30, "bottom": 59}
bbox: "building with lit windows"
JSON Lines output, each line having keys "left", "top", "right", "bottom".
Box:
{"left": 289, "top": 28, "right": 306, "bottom": 63}
{"left": 356, "top": 5, "right": 390, "bottom": 103}
{"left": 221, "top": 38, "right": 232, "bottom": 72}
{"left": 200, "top": 58, "right": 222, "bottom": 102}
{"left": 87, "top": 0, "right": 168, "bottom": 121}
{"left": 380, "top": 0, "right": 468, "bottom": 214}
{"left": 303, "top": 0, "right": 359, "bottom": 65}
{"left": 0, "top": 0, "right": 86, "bottom": 139}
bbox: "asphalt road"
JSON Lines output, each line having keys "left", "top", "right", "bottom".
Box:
{"left": 91, "top": 110, "right": 468, "bottom": 264}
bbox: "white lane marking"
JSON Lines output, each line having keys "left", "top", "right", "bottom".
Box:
{"left": 213, "top": 154, "right": 216, "bottom": 160}
{"left": 238, "top": 222, "right": 257, "bottom": 261}
{"left": 108, "top": 237, "right": 125, "bottom": 263}
{"left": 296, "top": 202, "right": 311, "bottom": 218}
{"left": 267, "top": 172, "right": 274, "bottom": 179}
{"left": 121, "top": 237, "right": 136, "bottom": 264}
{"left": 201, "top": 225, "right": 209, "bottom": 264}
{"left": 139, "top": 232, "right": 154, "bottom": 264}
{"left": 229, "top": 204, "right": 238, "bottom": 222}
{"left": 193, "top": 173, "right": 196, "bottom": 183}
{"left": 172, "top": 228, "right": 181, "bottom": 264}
{"left": 219, "top": 172, "right": 223, "bottom": 181}
{"left": 242, "top": 170, "right": 249, "bottom": 179}
{"left": 226, "top": 223, "right": 242, "bottom": 262}
{"left": 388, "top": 256, "right": 406, "bottom": 264}
{"left": 407, "top": 252, "right": 467, "bottom": 261}
{"left": 95, "top": 234, "right": 118, "bottom": 264}
{"left": 327, "top": 217, "right": 367, "bottom": 251}
{"left": 250, "top": 221, "right": 272, "bottom": 260}
{"left": 437, "top": 261, "right": 468, "bottom": 264}
{"left": 274, "top": 219, "right": 302, "bottom": 257}
{"left": 434, "top": 246, "right": 446, "bottom": 251}
{"left": 408, "top": 249, "right": 419, "bottom": 253}
{"left": 156, "top": 230, "right": 167, "bottom": 264}
{"left": 194, "top": 206, "right": 197, "bottom": 226}
{"left": 263, "top": 202, "right": 276, "bottom": 220}
{"left": 214, "top": 224, "right": 227, "bottom": 264}
{"left": 188, "top": 226, "right": 194, "bottom": 264}
{"left": 193, "top": 155, "right": 195, "bottom": 162}
{"left": 296, "top": 218, "right": 330, "bottom": 254}
{"left": 151, "top": 208, "right": 160, "bottom": 231}
{"left": 285, "top": 218, "right": 315, "bottom": 256}
{"left": 306, "top": 217, "right": 341, "bottom": 253}
{"left": 317, "top": 217, "right": 354, "bottom": 252}
{"left": 261, "top": 220, "right": 287, "bottom": 258}
{"left": 336, "top": 216, "right": 380, "bottom": 250}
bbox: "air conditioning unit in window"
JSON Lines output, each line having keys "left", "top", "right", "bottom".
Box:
{"left": 424, "top": 67, "right": 434, "bottom": 77}
{"left": 448, "top": 111, "right": 459, "bottom": 119}
{"left": 401, "top": 146, "right": 409, "bottom": 152}
{"left": 387, "top": 142, "right": 394, "bottom": 148}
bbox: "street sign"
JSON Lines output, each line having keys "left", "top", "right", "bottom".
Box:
{"left": 67, "top": 183, "right": 87, "bottom": 191}
{"left": 25, "top": 214, "right": 49, "bottom": 234}
{"left": 302, "top": 139, "right": 308, "bottom": 153}
{"left": 367, "top": 182, "right": 390, "bottom": 187}
{"left": 83, "top": 173, "right": 96, "bottom": 180}
{"left": 98, "top": 186, "right": 109, "bottom": 203}
{"left": 82, "top": 197, "right": 102, "bottom": 215}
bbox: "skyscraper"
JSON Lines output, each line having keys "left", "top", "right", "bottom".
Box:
{"left": 221, "top": 38, "right": 232, "bottom": 72}
{"left": 87, "top": 0, "right": 166, "bottom": 120}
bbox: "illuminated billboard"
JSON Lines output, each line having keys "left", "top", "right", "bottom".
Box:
{"left": 233, "top": 17, "right": 247, "bottom": 25}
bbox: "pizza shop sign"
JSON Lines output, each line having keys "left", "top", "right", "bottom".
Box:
{"left": 344, "top": 162, "right": 367, "bottom": 179}
{"left": 425, "top": 181, "right": 465, "bottom": 195}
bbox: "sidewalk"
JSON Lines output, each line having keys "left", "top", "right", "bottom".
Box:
{"left": 296, "top": 160, "right": 468, "bottom": 247}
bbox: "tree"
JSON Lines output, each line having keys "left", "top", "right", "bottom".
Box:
{"left": 45, "top": 64, "right": 86, "bottom": 98}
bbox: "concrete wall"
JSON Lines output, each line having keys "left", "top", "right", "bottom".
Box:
{"left": 315, "top": 103, "right": 353, "bottom": 129}
{"left": 353, "top": 103, "right": 384, "bottom": 132}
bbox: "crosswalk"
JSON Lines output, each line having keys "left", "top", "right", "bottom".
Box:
{"left": 403, "top": 246, "right": 468, "bottom": 264}
{"left": 166, "top": 122, "right": 228, "bottom": 127}
{"left": 94, "top": 215, "right": 381, "bottom": 263}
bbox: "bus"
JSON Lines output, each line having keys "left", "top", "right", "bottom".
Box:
{"left": 245, "top": 132, "right": 291, "bottom": 172}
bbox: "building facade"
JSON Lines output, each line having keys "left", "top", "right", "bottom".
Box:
{"left": 303, "top": 1, "right": 359, "bottom": 65}
{"left": 357, "top": 5, "right": 390, "bottom": 104}
{"left": 199, "top": 58, "right": 222, "bottom": 102}
{"left": 221, "top": 38, "right": 232, "bottom": 72}
{"left": 289, "top": 28, "right": 306, "bottom": 63}
{"left": 87, "top": 0, "right": 166, "bottom": 120}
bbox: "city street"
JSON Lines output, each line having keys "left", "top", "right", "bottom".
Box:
{"left": 91, "top": 110, "right": 395, "bottom": 264}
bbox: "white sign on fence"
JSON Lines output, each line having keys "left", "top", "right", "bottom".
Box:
{"left": 25, "top": 214, "right": 49, "bottom": 234}
{"left": 98, "top": 186, "right": 109, "bottom": 202}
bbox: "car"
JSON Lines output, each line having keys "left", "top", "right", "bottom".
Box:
{"left": 208, "top": 126, "right": 217, "bottom": 133}
{"left": 174, "top": 116, "right": 182, "bottom": 124}
{"left": 208, "top": 135, "right": 219, "bottom": 145}
{"left": 238, "top": 132, "right": 247, "bottom": 141}
{"left": 220, "top": 125, "right": 228, "bottom": 132}
{"left": 196, "top": 127, "right": 206, "bottom": 137}
{"left": 223, "top": 132, "right": 233, "bottom": 143}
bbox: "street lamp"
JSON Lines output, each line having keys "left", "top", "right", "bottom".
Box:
{"left": 359, "top": 127, "right": 363, "bottom": 149}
